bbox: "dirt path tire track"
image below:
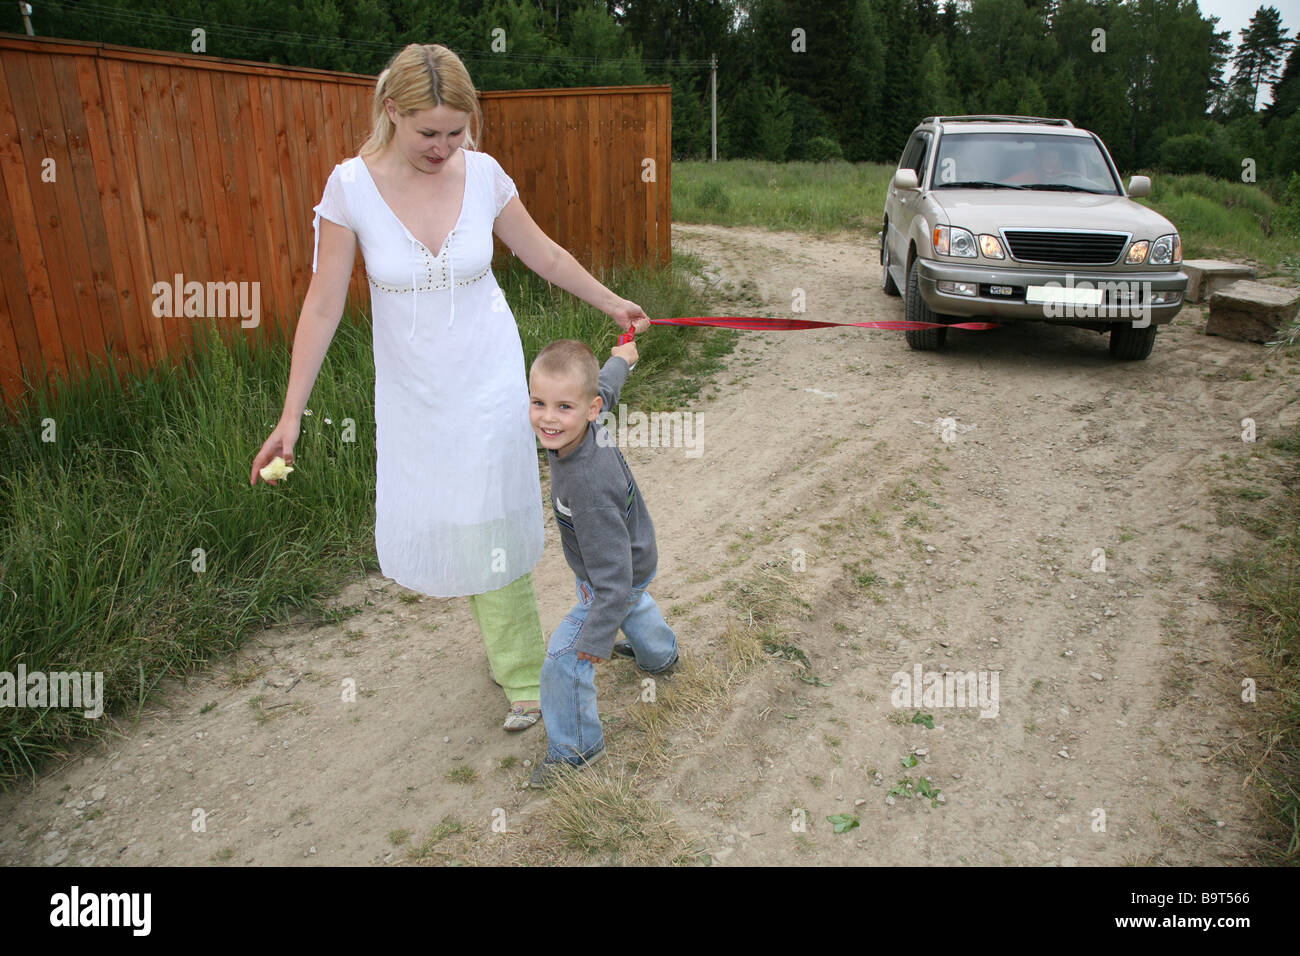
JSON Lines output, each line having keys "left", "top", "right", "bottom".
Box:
{"left": 1, "top": 223, "right": 1292, "bottom": 865}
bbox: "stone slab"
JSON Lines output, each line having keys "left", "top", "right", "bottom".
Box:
{"left": 1205, "top": 280, "right": 1300, "bottom": 343}
{"left": 1183, "top": 259, "right": 1256, "bottom": 302}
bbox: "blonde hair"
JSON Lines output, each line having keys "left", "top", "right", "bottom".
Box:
{"left": 360, "top": 44, "right": 483, "bottom": 156}
{"left": 531, "top": 340, "right": 600, "bottom": 400}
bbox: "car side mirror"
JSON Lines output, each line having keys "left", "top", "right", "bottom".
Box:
{"left": 892, "top": 169, "right": 920, "bottom": 191}
{"left": 1127, "top": 175, "right": 1151, "bottom": 198}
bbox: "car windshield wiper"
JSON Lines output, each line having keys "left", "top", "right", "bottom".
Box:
{"left": 934, "top": 180, "right": 1028, "bottom": 190}
{"left": 1023, "top": 183, "right": 1111, "bottom": 194}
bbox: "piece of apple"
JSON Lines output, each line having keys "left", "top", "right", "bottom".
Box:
{"left": 259, "top": 456, "right": 294, "bottom": 482}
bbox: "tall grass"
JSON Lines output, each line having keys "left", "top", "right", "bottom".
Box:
{"left": 1136, "top": 171, "right": 1292, "bottom": 273}
{"left": 1212, "top": 424, "right": 1300, "bottom": 863}
{"left": 674, "top": 159, "right": 893, "bottom": 234}
{"left": 0, "top": 254, "right": 722, "bottom": 783}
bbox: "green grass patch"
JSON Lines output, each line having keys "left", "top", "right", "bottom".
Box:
{"left": 674, "top": 159, "right": 892, "bottom": 235}
{"left": 1135, "top": 171, "right": 1290, "bottom": 273}
{"left": 1209, "top": 416, "right": 1300, "bottom": 863}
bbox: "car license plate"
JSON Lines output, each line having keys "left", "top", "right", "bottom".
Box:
{"left": 1026, "top": 285, "right": 1104, "bottom": 306}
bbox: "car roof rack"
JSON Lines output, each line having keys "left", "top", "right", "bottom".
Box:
{"left": 925, "top": 115, "right": 1076, "bottom": 128}
{"left": 924, "top": 115, "right": 1074, "bottom": 127}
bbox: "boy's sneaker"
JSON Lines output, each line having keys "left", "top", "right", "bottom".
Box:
{"left": 527, "top": 747, "right": 606, "bottom": 789}
{"left": 646, "top": 652, "right": 680, "bottom": 677}
{"left": 611, "top": 643, "right": 680, "bottom": 676}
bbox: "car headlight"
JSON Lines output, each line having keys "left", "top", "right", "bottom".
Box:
{"left": 1126, "top": 240, "right": 1149, "bottom": 264}
{"left": 933, "top": 225, "right": 977, "bottom": 258}
{"left": 978, "top": 234, "right": 1005, "bottom": 259}
{"left": 1148, "top": 233, "right": 1180, "bottom": 265}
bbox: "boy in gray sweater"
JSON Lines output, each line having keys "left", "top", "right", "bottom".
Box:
{"left": 527, "top": 338, "right": 679, "bottom": 787}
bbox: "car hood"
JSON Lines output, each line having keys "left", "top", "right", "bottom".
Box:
{"left": 929, "top": 189, "right": 1177, "bottom": 238}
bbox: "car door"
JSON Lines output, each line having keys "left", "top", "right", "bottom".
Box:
{"left": 887, "top": 130, "right": 931, "bottom": 279}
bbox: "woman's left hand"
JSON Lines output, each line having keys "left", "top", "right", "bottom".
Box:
{"left": 610, "top": 299, "right": 651, "bottom": 334}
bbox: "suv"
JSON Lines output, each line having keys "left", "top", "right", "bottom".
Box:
{"left": 880, "top": 115, "right": 1187, "bottom": 359}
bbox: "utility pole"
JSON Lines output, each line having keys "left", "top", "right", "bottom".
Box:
{"left": 710, "top": 53, "right": 717, "bottom": 163}
{"left": 19, "top": 2, "right": 35, "bottom": 35}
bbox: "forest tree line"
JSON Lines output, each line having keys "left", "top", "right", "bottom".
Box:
{"left": 14, "top": 0, "right": 1300, "bottom": 189}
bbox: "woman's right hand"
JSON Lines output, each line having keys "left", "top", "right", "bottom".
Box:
{"left": 250, "top": 417, "right": 301, "bottom": 486}
{"left": 609, "top": 298, "right": 651, "bottom": 335}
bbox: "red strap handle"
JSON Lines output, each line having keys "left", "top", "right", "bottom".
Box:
{"left": 653, "top": 315, "right": 998, "bottom": 331}
{"left": 618, "top": 316, "right": 997, "bottom": 339}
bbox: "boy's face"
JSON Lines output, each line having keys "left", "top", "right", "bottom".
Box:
{"left": 529, "top": 369, "right": 603, "bottom": 458}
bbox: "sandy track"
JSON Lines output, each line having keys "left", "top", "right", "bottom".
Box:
{"left": 2, "top": 223, "right": 1293, "bottom": 865}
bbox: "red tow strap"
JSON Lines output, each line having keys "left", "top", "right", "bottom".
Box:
{"left": 617, "top": 315, "right": 1000, "bottom": 343}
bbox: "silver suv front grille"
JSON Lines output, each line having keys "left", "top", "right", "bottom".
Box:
{"left": 1002, "top": 230, "right": 1128, "bottom": 265}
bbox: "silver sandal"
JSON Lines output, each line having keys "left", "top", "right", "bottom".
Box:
{"left": 503, "top": 705, "right": 541, "bottom": 732}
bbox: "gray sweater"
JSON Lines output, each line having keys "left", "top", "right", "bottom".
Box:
{"left": 547, "top": 356, "right": 659, "bottom": 659}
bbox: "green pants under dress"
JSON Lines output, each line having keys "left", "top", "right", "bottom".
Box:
{"left": 466, "top": 571, "right": 545, "bottom": 704}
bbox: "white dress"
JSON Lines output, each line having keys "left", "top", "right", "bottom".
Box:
{"left": 311, "top": 149, "right": 544, "bottom": 597}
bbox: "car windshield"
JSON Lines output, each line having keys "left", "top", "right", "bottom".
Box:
{"left": 931, "top": 132, "right": 1119, "bottom": 194}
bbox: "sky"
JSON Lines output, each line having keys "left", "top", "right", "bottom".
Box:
{"left": 1193, "top": 1, "right": 1298, "bottom": 106}
{"left": 1197, "top": 0, "right": 1298, "bottom": 48}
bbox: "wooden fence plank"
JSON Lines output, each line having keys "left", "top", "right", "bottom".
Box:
{"left": 10, "top": 50, "right": 80, "bottom": 385}
{"left": 167, "top": 63, "right": 214, "bottom": 359}
{"left": 74, "top": 55, "right": 138, "bottom": 380}
{"left": 0, "top": 50, "right": 58, "bottom": 392}
{"left": 245, "top": 74, "right": 289, "bottom": 332}
{"left": 195, "top": 68, "right": 240, "bottom": 333}
{"left": 283, "top": 78, "right": 313, "bottom": 317}
{"left": 0, "top": 132, "right": 34, "bottom": 410}
{"left": 623, "top": 92, "right": 638, "bottom": 268}
{"left": 100, "top": 58, "right": 163, "bottom": 370}
{"left": 139, "top": 61, "right": 190, "bottom": 365}
{"left": 53, "top": 53, "right": 122, "bottom": 375}
{"left": 212, "top": 71, "right": 257, "bottom": 344}
{"left": 33, "top": 49, "right": 102, "bottom": 375}
{"left": 592, "top": 93, "right": 609, "bottom": 271}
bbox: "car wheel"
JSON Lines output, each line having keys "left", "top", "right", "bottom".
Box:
{"left": 882, "top": 232, "right": 901, "bottom": 297}
{"left": 905, "top": 258, "right": 947, "bottom": 350}
{"left": 1108, "top": 323, "right": 1157, "bottom": 360}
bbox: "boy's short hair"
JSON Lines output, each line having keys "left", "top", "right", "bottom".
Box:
{"left": 531, "top": 339, "right": 600, "bottom": 399}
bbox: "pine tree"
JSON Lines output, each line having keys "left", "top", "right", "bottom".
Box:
{"left": 917, "top": 41, "right": 962, "bottom": 118}
{"left": 1263, "top": 37, "right": 1300, "bottom": 119}
{"left": 1229, "top": 5, "right": 1292, "bottom": 112}
{"left": 842, "top": 0, "right": 885, "bottom": 161}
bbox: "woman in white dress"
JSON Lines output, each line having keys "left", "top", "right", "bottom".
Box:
{"left": 249, "top": 44, "right": 650, "bottom": 730}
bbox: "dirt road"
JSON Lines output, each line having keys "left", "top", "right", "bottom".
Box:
{"left": 3, "top": 223, "right": 1292, "bottom": 865}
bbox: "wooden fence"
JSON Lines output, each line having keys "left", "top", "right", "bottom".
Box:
{"left": 0, "top": 33, "right": 671, "bottom": 413}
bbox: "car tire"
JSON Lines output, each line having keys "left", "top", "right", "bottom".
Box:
{"left": 882, "top": 232, "right": 901, "bottom": 297}
{"left": 905, "top": 258, "right": 947, "bottom": 351}
{"left": 1108, "top": 323, "right": 1157, "bottom": 360}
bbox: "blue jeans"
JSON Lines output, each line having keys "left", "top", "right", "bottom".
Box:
{"left": 540, "top": 572, "right": 678, "bottom": 765}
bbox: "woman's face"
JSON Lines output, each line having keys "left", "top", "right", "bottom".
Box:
{"left": 386, "top": 100, "right": 470, "bottom": 173}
